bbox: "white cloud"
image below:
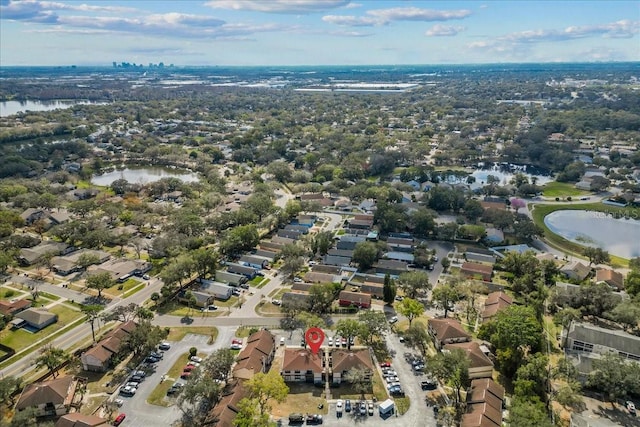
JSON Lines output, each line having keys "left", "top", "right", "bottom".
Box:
{"left": 344, "top": 2, "right": 362, "bottom": 9}
{"left": 205, "top": 0, "right": 351, "bottom": 14}
{"left": 328, "top": 29, "right": 371, "bottom": 37}
{"left": 323, "top": 6, "right": 472, "bottom": 27}
{"left": 426, "top": 24, "right": 465, "bottom": 37}
{"left": 502, "top": 19, "right": 639, "bottom": 43}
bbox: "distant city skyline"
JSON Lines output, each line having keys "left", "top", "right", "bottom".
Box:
{"left": 1, "top": 0, "right": 638, "bottom": 66}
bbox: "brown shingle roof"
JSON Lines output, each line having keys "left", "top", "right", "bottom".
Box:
{"left": 206, "top": 381, "right": 247, "bottom": 427}
{"left": 460, "top": 403, "right": 502, "bottom": 427}
{"left": 468, "top": 378, "right": 505, "bottom": 410}
{"left": 444, "top": 342, "right": 493, "bottom": 370}
{"left": 429, "top": 318, "right": 471, "bottom": 341}
{"left": 55, "top": 413, "right": 109, "bottom": 427}
{"left": 16, "top": 376, "right": 77, "bottom": 410}
{"left": 482, "top": 292, "right": 513, "bottom": 321}
{"left": 282, "top": 349, "right": 323, "bottom": 372}
{"left": 0, "top": 298, "right": 31, "bottom": 316}
{"left": 595, "top": 268, "right": 624, "bottom": 290}
{"left": 461, "top": 262, "right": 493, "bottom": 276}
{"left": 332, "top": 349, "right": 373, "bottom": 373}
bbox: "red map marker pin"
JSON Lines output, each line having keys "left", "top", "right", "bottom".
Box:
{"left": 305, "top": 327, "right": 325, "bottom": 354}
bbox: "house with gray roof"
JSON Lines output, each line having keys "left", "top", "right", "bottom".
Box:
{"left": 15, "top": 308, "right": 58, "bottom": 330}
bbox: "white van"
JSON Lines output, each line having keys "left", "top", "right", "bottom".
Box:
{"left": 280, "top": 337, "right": 285, "bottom": 346}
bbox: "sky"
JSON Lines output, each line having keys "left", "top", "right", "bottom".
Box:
{"left": 1, "top": 0, "right": 639, "bottom": 66}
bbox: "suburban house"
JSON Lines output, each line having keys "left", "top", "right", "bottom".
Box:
{"left": 20, "top": 208, "right": 71, "bottom": 227}
{"left": 281, "top": 348, "right": 325, "bottom": 383}
{"left": 15, "top": 376, "right": 86, "bottom": 417}
{"left": 336, "top": 235, "right": 366, "bottom": 251}
{"left": 323, "top": 254, "right": 352, "bottom": 267}
{"left": 284, "top": 224, "right": 310, "bottom": 235}
{"left": 14, "top": 308, "right": 58, "bottom": 331}
{"left": 55, "top": 413, "right": 109, "bottom": 427}
{"left": 595, "top": 268, "right": 625, "bottom": 290}
{"left": 282, "top": 292, "right": 311, "bottom": 306}
{"left": 184, "top": 291, "right": 214, "bottom": 308}
{"left": 554, "top": 282, "right": 628, "bottom": 306}
{"left": 338, "top": 291, "right": 371, "bottom": 309}
{"left": 374, "top": 259, "right": 409, "bottom": 277}
{"left": 461, "top": 378, "right": 505, "bottom": 427}
{"left": 444, "top": 342, "right": 494, "bottom": 379}
{"left": 253, "top": 249, "right": 277, "bottom": 261}
{"left": 460, "top": 262, "right": 493, "bottom": 282}
{"left": 233, "top": 330, "right": 276, "bottom": 380}
{"left": 384, "top": 252, "right": 415, "bottom": 263}
{"left": 428, "top": 318, "right": 471, "bottom": 350}
{"left": 225, "top": 263, "right": 258, "bottom": 279}
{"left": 195, "top": 279, "right": 233, "bottom": 301}
{"left": 303, "top": 271, "right": 341, "bottom": 284}
{"left": 481, "top": 292, "right": 513, "bottom": 323}
{"left": 564, "top": 322, "right": 640, "bottom": 363}
{"left": 386, "top": 236, "right": 415, "bottom": 253}
{"left": 465, "top": 248, "right": 497, "bottom": 265}
{"left": 215, "top": 270, "right": 248, "bottom": 286}
{"left": 0, "top": 298, "right": 31, "bottom": 317}
{"left": 51, "top": 249, "right": 111, "bottom": 276}
{"left": 331, "top": 348, "right": 374, "bottom": 384}
{"left": 560, "top": 261, "right": 591, "bottom": 281}
{"left": 204, "top": 381, "right": 247, "bottom": 427}
{"left": 360, "top": 283, "right": 384, "bottom": 299}
{"left": 239, "top": 254, "right": 269, "bottom": 269}
{"left": 88, "top": 258, "right": 151, "bottom": 283}
{"left": 81, "top": 321, "right": 136, "bottom": 372}
{"left": 19, "top": 242, "right": 71, "bottom": 266}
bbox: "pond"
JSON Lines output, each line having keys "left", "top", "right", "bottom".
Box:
{"left": 544, "top": 210, "right": 640, "bottom": 259}
{"left": 471, "top": 162, "right": 553, "bottom": 188}
{"left": 443, "top": 163, "right": 553, "bottom": 190}
{"left": 91, "top": 167, "right": 199, "bottom": 186}
{"left": 0, "top": 100, "right": 107, "bottom": 117}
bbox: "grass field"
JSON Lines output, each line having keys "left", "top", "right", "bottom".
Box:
{"left": 531, "top": 202, "right": 638, "bottom": 267}
{"left": 0, "top": 304, "right": 83, "bottom": 352}
{"left": 104, "top": 278, "right": 141, "bottom": 297}
{"left": 541, "top": 181, "right": 590, "bottom": 198}
{"left": 0, "top": 286, "right": 26, "bottom": 299}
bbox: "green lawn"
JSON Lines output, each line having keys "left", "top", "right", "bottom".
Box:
{"left": 0, "top": 304, "right": 83, "bottom": 353}
{"left": 541, "top": 181, "right": 590, "bottom": 198}
{"left": 0, "top": 287, "right": 25, "bottom": 299}
{"left": 252, "top": 278, "right": 271, "bottom": 289}
{"left": 103, "top": 278, "right": 141, "bottom": 297}
{"left": 36, "top": 291, "right": 61, "bottom": 301}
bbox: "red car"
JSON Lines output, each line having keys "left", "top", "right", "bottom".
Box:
{"left": 183, "top": 364, "right": 196, "bottom": 372}
{"left": 113, "top": 413, "right": 126, "bottom": 426}
{"left": 380, "top": 361, "right": 391, "bottom": 368}
{"left": 180, "top": 371, "right": 192, "bottom": 379}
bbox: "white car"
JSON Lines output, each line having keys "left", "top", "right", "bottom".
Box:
{"left": 190, "top": 356, "right": 203, "bottom": 363}
{"left": 389, "top": 316, "right": 398, "bottom": 324}
{"left": 328, "top": 337, "right": 333, "bottom": 346}
{"left": 336, "top": 399, "right": 343, "bottom": 414}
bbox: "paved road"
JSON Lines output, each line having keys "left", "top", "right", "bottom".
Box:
{"left": 0, "top": 276, "right": 164, "bottom": 379}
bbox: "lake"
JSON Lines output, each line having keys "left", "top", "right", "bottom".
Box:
{"left": 91, "top": 167, "right": 199, "bottom": 186}
{"left": 544, "top": 210, "right": 640, "bottom": 259}
{"left": 443, "top": 163, "right": 553, "bottom": 190}
{"left": 0, "top": 100, "right": 106, "bottom": 117}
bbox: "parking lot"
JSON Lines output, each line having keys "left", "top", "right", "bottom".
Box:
{"left": 109, "top": 332, "right": 226, "bottom": 426}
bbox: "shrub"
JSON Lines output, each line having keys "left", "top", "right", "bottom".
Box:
{"left": 189, "top": 347, "right": 197, "bottom": 357}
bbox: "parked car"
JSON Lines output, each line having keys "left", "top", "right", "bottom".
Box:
{"left": 395, "top": 296, "right": 403, "bottom": 301}
{"left": 180, "top": 371, "right": 192, "bottom": 380}
{"left": 232, "top": 289, "right": 241, "bottom": 296}
{"left": 190, "top": 356, "right": 203, "bottom": 363}
{"left": 627, "top": 401, "right": 636, "bottom": 416}
{"left": 125, "top": 381, "right": 140, "bottom": 389}
{"left": 150, "top": 351, "right": 164, "bottom": 359}
{"left": 183, "top": 365, "right": 196, "bottom": 372}
{"left": 113, "top": 398, "right": 124, "bottom": 407}
{"left": 145, "top": 356, "right": 160, "bottom": 363}
{"left": 389, "top": 316, "right": 398, "bottom": 324}
{"left": 113, "top": 413, "right": 126, "bottom": 426}
{"left": 288, "top": 413, "right": 304, "bottom": 424}
{"left": 293, "top": 277, "right": 303, "bottom": 283}
{"left": 328, "top": 337, "right": 333, "bottom": 346}
{"left": 380, "top": 361, "right": 391, "bottom": 368}
{"left": 341, "top": 337, "right": 347, "bottom": 347}
{"left": 208, "top": 305, "right": 218, "bottom": 310}
{"left": 167, "top": 382, "right": 184, "bottom": 396}
{"left": 280, "top": 337, "right": 285, "bottom": 346}
{"left": 359, "top": 401, "right": 367, "bottom": 416}
{"left": 336, "top": 399, "right": 343, "bottom": 416}
{"left": 119, "top": 386, "right": 136, "bottom": 397}
{"left": 143, "top": 274, "right": 150, "bottom": 280}
{"left": 368, "top": 401, "right": 374, "bottom": 416}
{"left": 345, "top": 399, "right": 352, "bottom": 412}
{"left": 271, "top": 299, "right": 281, "bottom": 305}
{"left": 231, "top": 343, "right": 242, "bottom": 350}
{"left": 306, "top": 414, "right": 323, "bottom": 425}
{"left": 421, "top": 379, "right": 437, "bottom": 390}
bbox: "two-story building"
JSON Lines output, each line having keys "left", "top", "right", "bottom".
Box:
{"left": 428, "top": 318, "right": 471, "bottom": 350}
{"left": 15, "top": 376, "right": 86, "bottom": 418}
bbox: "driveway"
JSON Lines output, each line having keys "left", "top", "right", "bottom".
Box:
{"left": 114, "top": 327, "right": 236, "bottom": 427}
